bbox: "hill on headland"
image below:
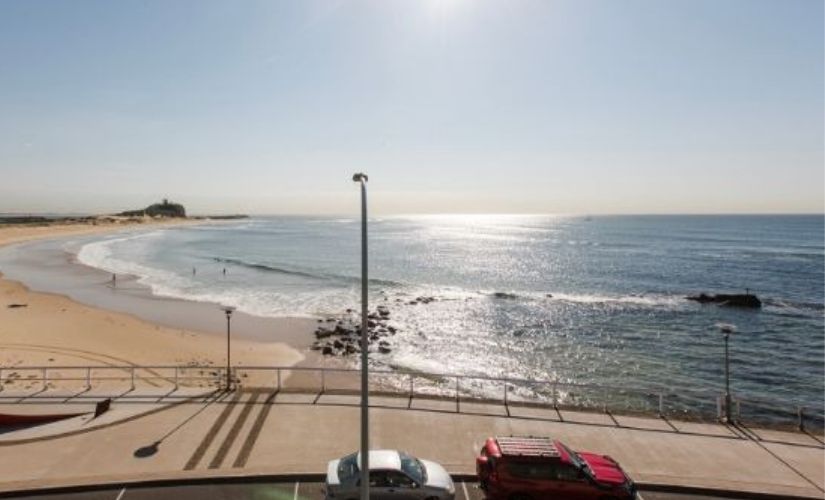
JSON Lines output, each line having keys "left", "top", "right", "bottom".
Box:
{"left": 118, "top": 199, "right": 186, "bottom": 218}
{"left": 0, "top": 199, "right": 249, "bottom": 226}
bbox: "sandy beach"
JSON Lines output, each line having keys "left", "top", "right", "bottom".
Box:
{"left": 0, "top": 220, "right": 308, "bottom": 389}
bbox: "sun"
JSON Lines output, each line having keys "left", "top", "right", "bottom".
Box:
{"left": 426, "top": 0, "right": 468, "bottom": 18}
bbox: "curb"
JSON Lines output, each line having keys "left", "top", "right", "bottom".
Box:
{"left": 637, "top": 482, "right": 824, "bottom": 499}
{"left": 0, "top": 473, "right": 821, "bottom": 500}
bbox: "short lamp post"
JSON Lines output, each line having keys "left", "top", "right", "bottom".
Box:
{"left": 717, "top": 323, "right": 736, "bottom": 423}
{"left": 352, "top": 172, "right": 370, "bottom": 500}
{"left": 221, "top": 306, "right": 236, "bottom": 390}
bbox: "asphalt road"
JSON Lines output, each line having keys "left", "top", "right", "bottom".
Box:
{"left": 0, "top": 481, "right": 763, "bottom": 500}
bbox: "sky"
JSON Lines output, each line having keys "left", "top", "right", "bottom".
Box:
{"left": 0, "top": 0, "right": 822, "bottom": 215}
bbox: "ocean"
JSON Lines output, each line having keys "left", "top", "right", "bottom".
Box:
{"left": 3, "top": 214, "right": 824, "bottom": 423}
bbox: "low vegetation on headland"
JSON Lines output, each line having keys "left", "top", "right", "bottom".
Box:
{"left": 0, "top": 199, "right": 248, "bottom": 226}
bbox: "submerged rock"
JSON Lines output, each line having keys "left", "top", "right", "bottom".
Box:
{"left": 311, "top": 307, "right": 405, "bottom": 357}
{"left": 686, "top": 293, "right": 762, "bottom": 309}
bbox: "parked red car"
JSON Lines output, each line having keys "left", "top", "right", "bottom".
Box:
{"left": 476, "top": 436, "right": 636, "bottom": 500}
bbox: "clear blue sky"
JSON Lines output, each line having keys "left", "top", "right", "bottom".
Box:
{"left": 1, "top": 0, "right": 822, "bottom": 215}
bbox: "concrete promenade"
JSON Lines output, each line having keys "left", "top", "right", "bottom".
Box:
{"left": 0, "top": 388, "right": 823, "bottom": 498}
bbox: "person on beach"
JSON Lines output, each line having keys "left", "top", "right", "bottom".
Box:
{"left": 222, "top": 268, "right": 226, "bottom": 276}
{"left": 111, "top": 273, "right": 116, "bottom": 287}
{"left": 192, "top": 267, "right": 196, "bottom": 276}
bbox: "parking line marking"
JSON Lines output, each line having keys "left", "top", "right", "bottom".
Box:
{"left": 293, "top": 481, "right": 299, "bottom": 500}
{"left": 114, "top": 488, "right": 126, "bottom": 500}
{"left": 461, "top": 481, "right": 470, "bottom": 499}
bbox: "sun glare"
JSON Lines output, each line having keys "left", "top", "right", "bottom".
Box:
{"left": 426, "top": 0, "right": 467, "bottom": 19}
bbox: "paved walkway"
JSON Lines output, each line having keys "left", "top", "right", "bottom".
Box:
{"left": 0, "top": 389, "right": 822, "bottom": 498}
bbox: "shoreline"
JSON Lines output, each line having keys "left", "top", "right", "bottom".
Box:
{"left": 0, "top": 220, "right": 313, "bottom": 386}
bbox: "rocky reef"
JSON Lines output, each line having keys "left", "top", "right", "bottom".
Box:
{"left": 311, "top": 297, "right": 436, "bottom": 356}
{"left": 686, "top": 293, "right": 762, "bottom": 308}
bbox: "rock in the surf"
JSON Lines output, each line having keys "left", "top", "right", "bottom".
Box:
{"left": 686, "top": 293, "right": 761, "bottom": 308}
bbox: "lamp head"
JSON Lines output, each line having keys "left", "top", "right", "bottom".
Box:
{"left": 715, "top": 322, "right": 736, "bottom": 335}
{"left": 221, "top": 306, "right": 236, "bottom": 317}
{"left": 352, "top": 172, "right": 368, "bottom": 183}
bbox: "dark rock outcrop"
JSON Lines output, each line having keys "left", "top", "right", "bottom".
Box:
{"left": 311, "top": 305, "right": 405, "bottom": 357}
{"left": 686, "top": 293, "right": 762, "bottom": 309}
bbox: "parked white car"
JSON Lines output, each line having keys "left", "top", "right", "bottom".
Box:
{"left": 324, "top": 450, "right": 455, "bottom": 500}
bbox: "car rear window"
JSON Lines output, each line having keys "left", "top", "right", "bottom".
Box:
{"left": 399, "top": 452, "right": 425, "bottom": 484}
{"left": 506, "top": 461, "right": 557, "bottom": 479}
{"left": 338, "top": 453, "right": 359, "bottom": 482}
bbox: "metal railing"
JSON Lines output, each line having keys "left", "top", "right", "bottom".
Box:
{"left": 0, "top": 365, "right": 223, "bottom": 393}
{"left": 1, "top": 364, "right": 821, "bottom": 430}
{"left": 729, "top": 394, "right": 825, "bottom": 432}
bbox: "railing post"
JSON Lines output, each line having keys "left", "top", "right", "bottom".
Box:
{"left": 797, "top": 406, "right": 805, "bottom": 431}
{"left": 130, "top": 367, "right": 135, "bottom": 391}
{"left": 602, "top": 386, "right": 608, "bottom": 413}
{"left": 409, "top": 374, "right": 414, "bottom": 398}
{"left": 504, "top": 383, "right": 508, "bottom": 406}
{"left": 0, "top": 368, "right": 3, "bottom": 393}
{"left": 717, "top": 395, "right": 722, "bottom": 421}
{"left": 86, "top": 367, "right": 91, "bottom": 390}
{"left": 276, "top": 368, "right": 281, "bottom": 391}
{"left": 174, "top": 367, "right": 179, "bottom": 391}
{"left": 321, "top": 370, "right": 326, "bottom": 393}
{"left": 658, "top": 393, "right": 664, "bottom": 417}
{"left": 455, "top": 377, "right": 460, "bottom": 413}
{"left": 42, "top": 368, "right": 48, "bottom": 390}
{"left": 735, "top": 399, "right": 741, "bottom": 422}
{"left": 551, "top": 380, "right": 558, "bottom": 408}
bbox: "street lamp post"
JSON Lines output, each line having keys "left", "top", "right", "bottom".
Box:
{"left": 221, "top": 306, "right": 236, "bottom": 390}
{"left": 352, "top": 172, "right": 369, "bottom": 500}
{"left": 717, "top": 323, "right": 736, "bottom": 423}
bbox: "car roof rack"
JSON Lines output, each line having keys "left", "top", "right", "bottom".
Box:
{"left": 495, "top": 436, "right": 560, "bottom": 457}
